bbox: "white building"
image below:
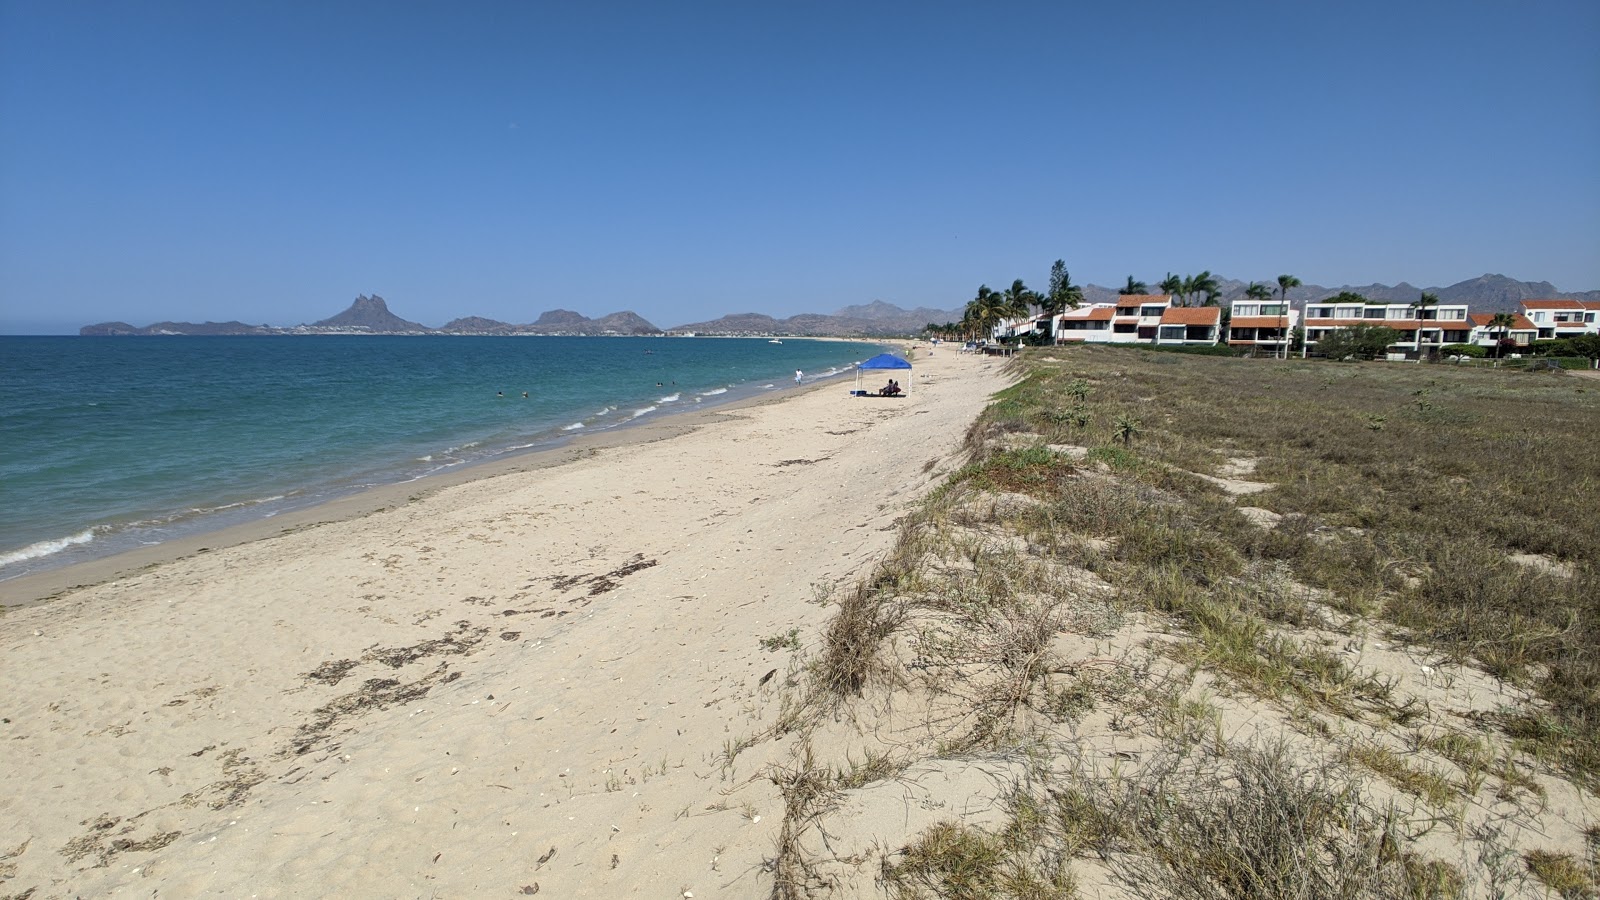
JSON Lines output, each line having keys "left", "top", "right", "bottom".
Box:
{"left": 1053, "top": 295, "right": 1219, "bottom": 347}
{"left": 1302, "top": 299, "right": 1472, "bottom": 358}
{"left": 1519, "top": 300, "right": 1600, "bottom": 340}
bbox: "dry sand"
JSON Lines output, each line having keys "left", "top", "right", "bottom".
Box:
{"left": 0, "top": 345, "right": 1011, "bottom": 898}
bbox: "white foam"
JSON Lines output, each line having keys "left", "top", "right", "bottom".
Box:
{"left": 562, "top": 422, "right": 585, "bottom": 431}
{"left": 631, "top": 405, "right": 658, "bottom": 419}
{"left": 659, "top": 393, "right": 680, "bottom": 403}
{"left": 0, "top": 529, "right": 96, "bottom": 567}
{"left": 698, "top": 388, "right": 727, "bottom": 397}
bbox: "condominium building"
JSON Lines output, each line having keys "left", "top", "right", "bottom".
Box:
{"left": 1051, "top": 304, "right": 1117, "bottom": 343}
{"left": 1302, "top": 299, "right": 1471, "bottom": 358}
{"left": 1225, "top": 297, "right": 1300, "bottom": 354}
{"left": 1467, "top": 313, "right": 1537, "bottom": 351}
{"left": 1052, "top": 296, "right": 1219, "bottom": 346}
{"left": 1520, "top": 300, "right": 1600, "bottom": 340}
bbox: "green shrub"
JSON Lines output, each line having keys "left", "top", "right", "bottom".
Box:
{"left": 1530, "top": 339, "right": 1575, "bottom": 357}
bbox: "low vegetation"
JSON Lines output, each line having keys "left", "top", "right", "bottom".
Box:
{"left": 765, "top": 346, "right": 1598, "bottom": 898}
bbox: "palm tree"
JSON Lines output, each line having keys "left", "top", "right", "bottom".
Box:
{"left": 1244, "top": 282, "right": 1272, "bottom": 355}
{"left": 1158, "top": 273, "right": 1182, "bottom": 300}
{"left": 1005, "top": 279, "right": 1037, "bottom": 316}
{"left": 964, "top": 285, "right": 1001, "bottom": 341}
{"left": 1191, "top": 271, "right": 1220, "bottom": 307}
{"left": 1414, "top": 291, "right": 1440, "bottom": 360}
{"left": 1488, "top": 312, "right": 1516, "bottom": 359}
{"left": 1119, "top": 276, "right": 1148, "bottom": 296}
{"left": 1177, "top": 275, "right": 1194, "bottom": 307}
{"left": 1001, "top": 280, "right": 1038, "bottom": 340}
{"left": 1275, "top": 275, "right": 1301, "bottom": 359}
{"left": 1045, "top": 264, "right": 1084, "bottom": 317}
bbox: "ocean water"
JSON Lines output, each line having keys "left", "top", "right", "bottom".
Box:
{"left": 0, "top": 335, "right": 879, "bottom": 581}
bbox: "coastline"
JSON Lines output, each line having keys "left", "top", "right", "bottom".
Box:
{"left": 0, "top": 339, "right": 894, "bottom": 607}
{"left": 0, "top": 380, "right": 841, "bottom": 610}
{"left": 0, "top": 341, "right": 1004, "bottom": 897}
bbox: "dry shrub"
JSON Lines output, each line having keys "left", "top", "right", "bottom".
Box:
{"left": 814, "top": 577, "right": 909, "bottom": 700}
{"left": 1064, "top": 739, "right": 1455, "bottom": 900}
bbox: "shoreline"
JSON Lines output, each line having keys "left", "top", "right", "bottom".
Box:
{"left": 0, "top": 337, "right": 900, "bottom": 607}
{"left": 0, "top": 340, "right": 1001, "bottom": 897}
{"left": 0, "top": 373, "right": 854, "bottom": 609}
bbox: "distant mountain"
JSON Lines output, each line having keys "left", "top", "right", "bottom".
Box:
{"left": 530, "top": 309, "right": 589, "bottom": 328}
{"left": 76, "top": 275, "right": 1596, "bottom": 337}
{"left": 437, "top": 316, "right": 518, "bottom": 334}
{"left": 311, "top": 295, "right": 430, "bottom": 332}
{"left": 80, "top": 320, "right": 275, "bottom": 336}
{"left": 671, "top": 301, "right": 964, "bottom": 336}
{"left": 1182, "top": 274, "right": 1599, "bottom": 313}
{"left": 79, "top": 297, "right": 662, "bottom": 336}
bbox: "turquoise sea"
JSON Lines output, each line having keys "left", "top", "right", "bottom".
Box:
{"left": 0, "top": 335, "right": 879, "bottom": 581}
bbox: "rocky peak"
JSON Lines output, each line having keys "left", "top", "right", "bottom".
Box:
{"left": 312, "top": 295, "right": 429, "bottom": 331}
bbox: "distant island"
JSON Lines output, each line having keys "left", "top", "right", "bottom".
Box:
{"left": 78, "top": 274, "right": 1600, "bottom": 337}
{"left": 79, "top": 295, "right": 967, "bottom": 338}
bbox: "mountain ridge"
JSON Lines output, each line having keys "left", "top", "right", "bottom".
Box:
{"left": 77, "top": 274, "right": 1598, "bottom": 336}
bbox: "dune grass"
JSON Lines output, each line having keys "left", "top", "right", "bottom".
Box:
{"left": 778, "top": 346, "right": 1598, "bottom": 897}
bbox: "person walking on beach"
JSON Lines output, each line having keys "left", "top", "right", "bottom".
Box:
{"left": 795, "top": 370, "right": 803, "bottom": 385}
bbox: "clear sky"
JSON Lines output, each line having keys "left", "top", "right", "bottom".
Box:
{"left": 2, "top": 1, "right": 1597, "bottom": 334}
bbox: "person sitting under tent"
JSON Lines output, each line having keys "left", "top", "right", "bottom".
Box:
{"left": 879, "top": 379, "right": 902, "bottom": 396}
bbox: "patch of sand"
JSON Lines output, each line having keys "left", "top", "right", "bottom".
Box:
{"left": 0, "top": 347, "right": 1011, "bottom": 897}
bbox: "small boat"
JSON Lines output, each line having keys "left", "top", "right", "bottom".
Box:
{"left": 768, "top": 339, "right": 783, "bottom": 344}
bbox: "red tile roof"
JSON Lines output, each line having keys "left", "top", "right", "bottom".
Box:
{"left": 1521, "top": 299, "right": 1584, "bottom": 310}
{"left": 1057, "top": 306, "right": 1116, "bottom": 321}
{"left": 1117, "top": 294, "right": 1173, "bottom": 303}
{"left": 1160, "top": 307, "right": 1221, "bottom": 326}
{"left": 1468, "top": 313, "right": 1536, "bottom": 329}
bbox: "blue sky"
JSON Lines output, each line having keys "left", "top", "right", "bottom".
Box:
{"left": 2, "top": 1, "right": 1597, "bottom": 333}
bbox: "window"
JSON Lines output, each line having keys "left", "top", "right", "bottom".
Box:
{"left": 1307, "top": 306, "right": 1334, "bottom": 318}
{"left": 1141, "top": 306, "right": 1166, "bottom": 317}
{"left": 1234, "top": 304, "right": 1258, "bottom": 317}
{"left": 1335, "top": 306, "right": 1361, "bottom": 318}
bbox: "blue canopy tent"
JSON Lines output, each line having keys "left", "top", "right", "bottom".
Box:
{"left": 853, "top": 352, "right": 913, "bottom": 396}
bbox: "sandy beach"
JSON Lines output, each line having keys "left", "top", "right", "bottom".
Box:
{"left": 0, "top": 345, "right": 1010, "bottom": 898}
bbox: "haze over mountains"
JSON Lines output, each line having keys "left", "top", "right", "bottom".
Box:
{"left": 79, "top": 274, "right": 1600, "bottom": 337}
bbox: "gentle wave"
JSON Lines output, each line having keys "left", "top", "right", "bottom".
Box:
{"left": 0, "top": 529, "right": 98, "bottom": 567}
{"left": 631, "top": 405, "right": 658, "bottom": 419}
{"left": 562, "top": 422, "right": 585, "bottom": 431}
{"left": 659, "top": 393, "right": 681, "bottom": 403}
{"left": 699, "top": 387, "right": 728, "bottom": 397}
